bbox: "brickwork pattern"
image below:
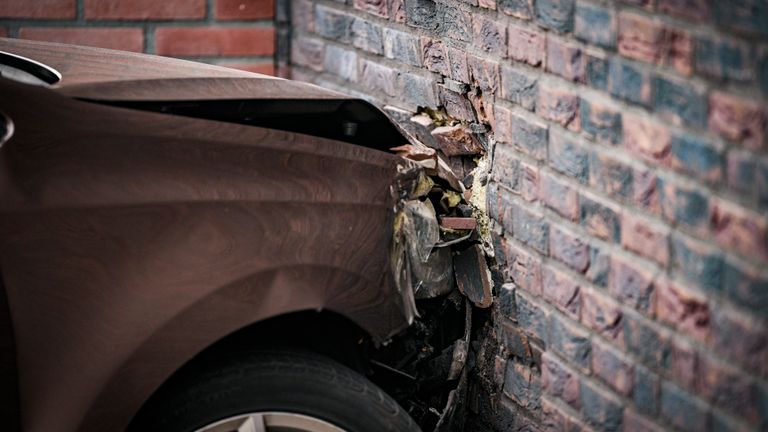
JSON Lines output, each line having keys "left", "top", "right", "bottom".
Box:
{"left": 290, "top": 0, "right": 768, "bottom": 430}
{"left": 0, "top": 0, "right": 277, "bottom": 75}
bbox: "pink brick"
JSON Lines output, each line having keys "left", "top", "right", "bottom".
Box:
{"left": 610, "top": 255, "right": 656, "bottom": 316}
{"left": 623, "top": 114, "right": 672, "bottom": 166}
{"left": 550, "top": 225, "right": 589, "bottom": 272}
{"left": 581, "top": 289, "right": 624, "bottom": 344}
{"left": 507, "top": 23, "right": 544, "bottom": 67}
{"left": 709, "top": 91, "right": 766, "bottom": 150}
{"left": 479, "top": 0, "right": 497, "bottom": 9}
{"left": 657, "top": 280, "right": 710, "bottom": 343}
{"left": 668, "top": 336, "right": 698, "bottom": 389}
{"left": 621, "top": 213, "right": 670, "bottom": 267}
{"left": 420, "top": 37, "right": 450, "bottom": 76}
{"left": 505, "top": 241, "right": 543, "bottom": 295}
{"left": 710, "top": 199, "right": 768, "bottom": 261}
{"left": 618, "top": 12, "right": 665, "bottom": 64}
{"left": 591, "top": 338, "right": 634, "bottom": 396}
{"left": 546, "top": 37, "right": 584, "bottom": 83}
{"left": 473, "top": 15, "right": 506, "bottom": 57}
{"left": 520, "top": 161, "right": 539, "bottom": 202}
{"left": 633, "top": 168, "right": 660, "bottom": 215}
{"left": 390, "top": 0, "right": 405, "bottom": 22}
{"left": 663, "top": 28, "right": 693, "bottom": 76}
{"left": 543, "top": 265, "right": 581, "bottom": 320}
{"left": 624, "top": 409, "right": 665, "bottom": 432}
{"left": 542, "top": 352, "right": 580, "bottom": 408}
{"left": 540, "top": 172, "right": 579, "bottom": 221}
{"left": 447, "top": 46, "right": 470, "bottom": 83}
{"left": 538, "top": 85, "right": 580, "bottom": 131}
{"left": 657, "top": 0, "right": 710, "bottom": 22}
{"left": 493, "top": 104, "right": 514, "bottom": 144}
{"left": 353, "top": 0, "right": 388, "bottom": 18}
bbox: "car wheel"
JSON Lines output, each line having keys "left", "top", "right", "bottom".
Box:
{"left": 129, "top": 349, "right": 421, "bottom": 432}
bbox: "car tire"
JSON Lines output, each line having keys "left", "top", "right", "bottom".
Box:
{"left": 129, "top": 349, "right": 421, "bottom": 432}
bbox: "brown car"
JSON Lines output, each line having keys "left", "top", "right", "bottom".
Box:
{"left": 0, "top": 38, "right": 426, "bottom": 432}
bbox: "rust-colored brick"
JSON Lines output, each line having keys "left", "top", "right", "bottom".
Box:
{"left": 19, "top": 27, "right": 144, "bottom": 52}
{"left": 155, "top": 27, "right": 275, "bottom": 56}
{"left": 84, "top": 0, "right": 205, "bottom": 20}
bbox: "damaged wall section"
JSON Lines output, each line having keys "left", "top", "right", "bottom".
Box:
{"left": 289, "top": 1, "right": 768, "bottom": 431}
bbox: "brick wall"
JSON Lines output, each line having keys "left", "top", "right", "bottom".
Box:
{"left": 0, "top": 0, "right": 278, "bottom": 75}
{"left": 290, "top": 0, "right": 768, "bottom": 431}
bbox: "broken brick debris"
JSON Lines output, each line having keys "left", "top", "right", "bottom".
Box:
{"left": 431, "top": 124, "right": 486, "bottom": 156}
{"left": 453, "top": 244, "right": 494, "bottom": 308}
{"left": 440, "top": 216, "right": 477, "bottom": 231}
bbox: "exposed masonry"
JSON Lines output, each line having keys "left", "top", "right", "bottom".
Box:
{"left": 290, "top": 0, "right": 768, "bottom": 431}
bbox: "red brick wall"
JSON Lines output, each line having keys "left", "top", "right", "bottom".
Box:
{"left": 0, "top": 0, "right": 277, "bottom": 75}
{"left": 289, "top": 0, "right": 768, "bottom": 431}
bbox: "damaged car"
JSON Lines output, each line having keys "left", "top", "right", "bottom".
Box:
{"left": 0, "top": 38, "right": 495, "bottom": 432}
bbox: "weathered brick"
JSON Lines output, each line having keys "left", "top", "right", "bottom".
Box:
{"left": 536, "top": 0, "right": 575, "bottom": 33}
{"left": 658, "top": 0, "right": 710, "bottom": 22}
{"left": 549, "top": 313, "right": 591, "bottom": 371}
{"left": 479, "top": 0, "right": 497, "bottom": 9}
{"left": 542, "top": 351, "right": 581, "bottom": 408}
{"left": 541, "top": 396, "right": 571, "bottom": 431}
{"left": 359, "top": 59, "right": 398, "bottom": 97}
{"left": 383, "top": 28, "right": 422, "bottom": 67}
{"left": 623, "top": 114, "right": 671, "bottom": 166}
{"left": 624, "top": 409, "right": 665, "bottom": 432}
{"left": 709, "top": 91, "right": 766, "bottom": 150}
{"left": 634, "top": 364, "right": 660, "bottom": 415}
{"left": 498, "top": 0, "right": 533, "bottom": 19}
{"left": 589, "top": 152, "right": 633, "bottom": 201}
{"left": 315, "top": 6, "right": 353, "bottom": 43}
{"left": 512, "top": 112, "right": 549, "bottom": 160}
{"left": 581, "top": 288, "right": 623, "bottom": 343}
{"left": 759, "top": 157, "right": 768, "bottom": 208}
{"left": 712, "top": 308, "right": 768, "bottom": 378}
{"left": 438, "top": 86, "right": 475, "bottom": 122}
{"left": 501, "top": 322, "right": 533, "bottom": 362}
{"left": 697, "top": 355, "right": 763, "bottom": 424}
{"left": 588, "top": 246, "right": 611, "bottom": 289}
{"left": 543, "top": 265, "right": 582, "bottom": 319}
{"left": 653, "top": 76, "right": 707, "bottom": 127}
{"left": 710, "top": 199, "right": 768, "bottom": 261}
{"left": 405, "top": 0, "right": 439, "bottom": 29}
{"left": 473, "top": 15, "right": 506, "bottom": 57}
{"left": 467, "top": 55, "right": 500, "bottom": 94}
{"left": 390, "top": 0, "right": 405, "bottom": 22}
{"left": 549, "top": 131, "right": 588, "bottom": 182}
{"left": 540, "top": 171, "right": 579, "bottom": 221}
{"left": 546, "top": 37, "right": 584, "bottom": 83}
{"left": 621, "top": 213, "right": 669, "bottom": 267}
{"left": 608, "top": 58, "right": 652, "bottom": 106}
{"left": 580, "top": 193, "right": 621, "bottom": 242}
{"left": 291, "top": 36, "right": 324, "bottom": 72}
{"left": 658, "top": 178, "right": 709, "bottom": 231}
{"left": 657, "top": 280, "right": 710, "bottom": 342}
{"left": 507, "top": 23, "right": 545, "bottom": 66}
{"left": 663, "top": 336, "right": 697, "bottom": 391}
{"left": 353, "top": 0, "right": 388, "bottom": 17}
{"left": 713, "top": 412, "right": 756, "bottom": 432}
{"left": 713, "top": 0, "right": 768, "bottom": 37}
{"left": 633, "top": 169, "right": 660, "bottom": 215}
{"left": 516, "top": 290, "right": 549, "bottom": 342}
{"left": 574, "top": 2, "right": 616, "bottom": 48}
{"left": 670, "top": 134, "right": 723, "bottom": 184}
{"left": 694, "top": 36, "right": 754, "bottom": 82}
{"left": 292, "top": 0, "right": 315, "bottom": 33}
{"left": 610, "top": 255, "right": 656, "bottom": 315}
{"left": 500, "top": 66, "right": 538, "bottom": 111}
{"left": 493, "top": 105, "right": 515, "bottom": 145}
{"left": 663, "top": 28, "right": 693, "bottom": 76}
{"left": 420, "top": 37, "right": 449, "bottom": 76}
{"left": 498, "top": 282, "right": 516, "bottom": 319}
{"left": 431, "top": 125, "right": 484, "bottom": 155}
{"left": 512, "top": 203, "right": 550, "bottom": 254}
{"left": 726, "top": 149, "right": 755, "bottom": 195}
{"left": 538, "top": 84, "right": 580, "bottom": 131}
{"left": 670, "top": 232, "right": 723, "bottom": 293}
{"left": 399, "top": 72, "right": 439, "bottom": 108}
{"left": 580, "top": 98, "right": 622, "bottom": 145}
{"left": 504, "top": 360, "right": 543, "bottom": 414}
{"left": 447, "top": 47, "right": 470, "bottom": 83}
{"left": 723, "top": 258, "right": 768, "bottom": 314}
{"left": 592, "top": 338, "right": 634, "bottom": 396}
{"left": 324, "top": 45, "right": 358, "bottom": 81}
{"left": 623, "top": 315, "right": 670, "bottom": 369}
{"left": 580, "top": 378, "right": 624, "bottom": 431}
{"left": 505, "top": 241, "right": 543, "bottom": 295}
{"left": 618, "top": 12, "right": 664, "bottom": 64}
{"left": 550, "top": 226, "right": 590, "bottom": 272}
{"left": 438, "top": 5, "right": 472, "bottom": 42}
{"left": 661, "top": 381, "right": 710, "bottom": 432}
{"left": 520, "top": 162, "right": 540, "bottom": 202}
{"left": 586, "top": 51, "right": 609, "bottom": 90}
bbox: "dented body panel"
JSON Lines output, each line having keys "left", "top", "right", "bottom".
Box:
{"left": 0, "top": 39, "right": 413, "bottom": 432}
